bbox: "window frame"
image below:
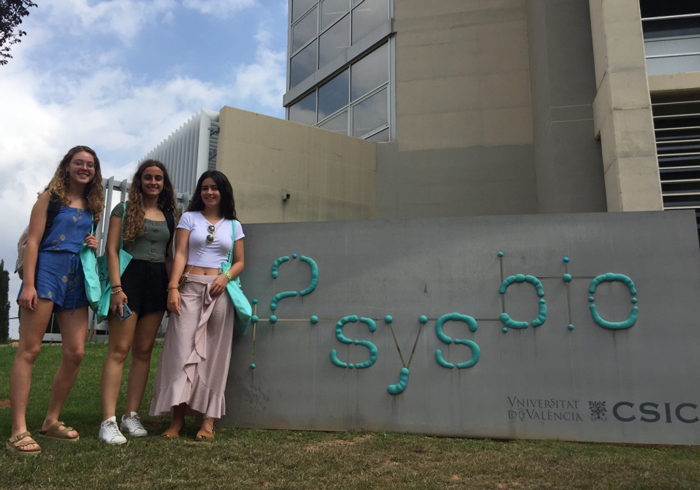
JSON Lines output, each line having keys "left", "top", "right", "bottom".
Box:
{"left": 287, "top": 0, "right": 390, "bottom": 90}
{"left": 287, "top": 40, "right": 392, "bottom": 141}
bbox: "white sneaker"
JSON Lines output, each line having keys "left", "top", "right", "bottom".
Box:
{"left": 120, "top": 412, "right": 148, "bottom": 437}
{"left": 99, "top": 417, "right": 127, "bottom": 445}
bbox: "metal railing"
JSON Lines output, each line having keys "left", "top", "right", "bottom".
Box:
{"left": 642, "top": 13, "right": 700, "bottom": 22}
{"left": 651, "top": 97, "right": 700, "bottom": 245}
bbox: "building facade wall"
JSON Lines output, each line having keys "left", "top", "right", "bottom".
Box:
{"left": 394, "top": 0, "right": 533, "bottom": 152}
{"left": 527, "top": 0, "right": 607, "bottom": 214}
{"left": 648, "top": 72, "right": 700, "bottom": 94}
{"left": 208, "top": 1, "right": 670, "bottom": 224}
{"left": 217, "top": 106, "right": 377, "bottom": 224}
{"left": 377, "top": 0, "right": 538, "bottom": 218}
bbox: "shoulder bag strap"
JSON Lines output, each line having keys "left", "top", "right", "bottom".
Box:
{"left": 228, "top": 220, "right": 236, "bottom": 263}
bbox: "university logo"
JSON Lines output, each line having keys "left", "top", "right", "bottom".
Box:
{"left": 589, "top": 401, "right": 607, "bottom": 421}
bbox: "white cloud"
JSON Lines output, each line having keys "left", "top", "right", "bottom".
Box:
{"left": 0, "top": 27, "right": 276, "bottom": 248}
{"left": 183, "top": 0, "right": 257, "bottom": 15}
{"left": 230, "top": 28, "right": 286, "bottom": 110}
{"left": 24, "top": 0, "right": 262, "bottom": 47}
{"left": 36, "top": 0, "right": 178, "bottom": 44}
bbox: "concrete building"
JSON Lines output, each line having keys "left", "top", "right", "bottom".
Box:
{"left": 146, "top": 0, "right": 700, "bottom": 237}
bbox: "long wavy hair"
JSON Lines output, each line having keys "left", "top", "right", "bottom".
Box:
{"left": 188, "top": 170, "right": 237, "bottom": 220}
{"left": 122, "top": 159, "right": 176, "bottom": 243}
{"left": 46, "top": 145, "right": 104, "bottom": 224}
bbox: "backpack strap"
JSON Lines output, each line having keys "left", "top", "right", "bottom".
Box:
{"left": 40, "top": 193, "right": 62, "bottom": 246}
{"left": 164, "top": 209, "right": 175, "bottom": 258}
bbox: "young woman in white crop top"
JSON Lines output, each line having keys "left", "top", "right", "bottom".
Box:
{"left": 150, "top": 170, "right": 244, "bottom": 441}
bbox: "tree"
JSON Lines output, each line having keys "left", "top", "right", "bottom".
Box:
{"left": 0, "top": 260, "right": 9, "bottom": 343}
{"left": 0, "top": 0, "right": 37, "bottom": 66}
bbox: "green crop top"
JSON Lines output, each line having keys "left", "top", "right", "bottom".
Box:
{"left": 111, "top": 204, "right": 173, "bottom": 263}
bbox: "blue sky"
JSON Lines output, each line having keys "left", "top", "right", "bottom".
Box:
{"left": 1, "top": 0, "right": 289, "bottom": 338}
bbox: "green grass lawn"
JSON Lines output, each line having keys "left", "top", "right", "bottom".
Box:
{"left": 1, "top": 343, "right": 699, "bottom": 490}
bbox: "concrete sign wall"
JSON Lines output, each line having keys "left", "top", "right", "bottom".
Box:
{"left": 222, "top": 211, "right": 700, "bottom": 445}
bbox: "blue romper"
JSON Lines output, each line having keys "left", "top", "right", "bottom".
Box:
{"left": 18, "top": 206, "right": 92, "bottom": 311}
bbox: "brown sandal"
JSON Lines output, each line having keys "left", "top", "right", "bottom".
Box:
{"left": 161, "top": 427, "right": 181, "bottom": 438}
{"left": 39, "top": 421, "right": 79, "bottom": 442}
{"left": 7, "top": 431, "right": 41, "bottom": 456}
{"left": 195, "top": 422, "right": 215, "bottom": 441}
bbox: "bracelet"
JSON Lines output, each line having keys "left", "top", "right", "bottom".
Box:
{"left": 168, "top": 286, "right": 179, "bottom": 291}
{"left": 168, "top": 283, "right": 178, "bottom": 287}
{"left": 111, "top": 284, "right": 121, "bottom": 289}
{"left": 224, "top": 271, "right": 232, "bottom": 281}
{"left": 110, "top": 288, "right": 123, "bottom": 295}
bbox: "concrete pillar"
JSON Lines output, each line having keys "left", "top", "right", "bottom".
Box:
{"left": 589, "top": 0, "right": 663, "bottom": 211}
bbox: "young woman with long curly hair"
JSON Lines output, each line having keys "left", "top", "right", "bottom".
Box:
{"left": 8, "top": 145, "right": 104, "bottom": 456}
{"left": 150, "top": 170, "right": 244, "bottom": 441}
{"left": 98, "top": 160, "right": 176, "bottom": 445}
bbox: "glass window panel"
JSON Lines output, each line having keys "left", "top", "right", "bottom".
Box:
{"left": 292, "top": 7, "right": 317, "bottom": 53}
{"left": 642, "top": 18, "right": 700, "bottom": 40}
{"left": 321, "top": 0, "right": 349, "bottom": 30}
{"left": 290, "top": 40, "right": 317, "bottom": 88}
{"left": 640, "top": 0, "right": 699, "bottom": 18}
{"left": 365, "top": 128, "right": 388, "bottom": 142}
{"left": 318, "top": 69, "right": 349, "bottom": 121}
{"left": 319, "top": 15, "right": 349, "bottom": 68}
{"left": 351, "top": 0, "right": 388, "bottom": 44}
{"left": 352, "top": 88, "right": 387, "bottom": 137}
{"left": 352, "top": 0, "right": 363, "bottom": 7}
{"left": 289, "top": 92, "right": 317, "bottom": 126}
{"left": 319, "top": 110, "right": 348, "bottom": 135}
{"left": 292, "top": 0, "right": 317, "bottom": 23}
{"left": 351, "top": 43, "right": 388, "bottom": 101}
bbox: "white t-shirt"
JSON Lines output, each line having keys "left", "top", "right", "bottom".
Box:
{"left": 177, "top": 211, "right": 244, "bottom": 268}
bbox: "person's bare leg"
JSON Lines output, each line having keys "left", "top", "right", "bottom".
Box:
{"left": 166, "top": 403, "right": 186, "bottom": 434}
{"left": 100, "top": 312, "right": 138, "bottom": 421}
{"left": 40, "top": 306, "right": 90, "bottom": 438}
{"left": 124, "top": 312, "right": 162, "bottom": 416}
{"left": 9, "top": 300, "right": 54, "bottom": 452}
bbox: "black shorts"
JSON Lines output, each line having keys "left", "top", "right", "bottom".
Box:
{"left": 121, "top": 259, "right": 168, "bottom": 316}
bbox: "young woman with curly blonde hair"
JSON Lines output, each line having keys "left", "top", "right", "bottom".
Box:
{"left": 8, "top": 145, "right": 103, "bottom": 456}
{"left": 98, "top": 160, "right": 176, "bottom": 445}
